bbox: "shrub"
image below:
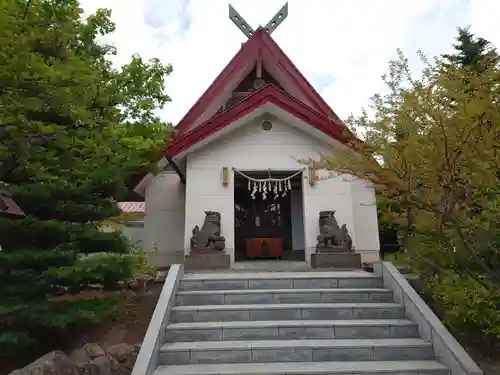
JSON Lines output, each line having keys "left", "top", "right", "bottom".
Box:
{"left": 424, "top": 273, "right": 500, "bottom": 351}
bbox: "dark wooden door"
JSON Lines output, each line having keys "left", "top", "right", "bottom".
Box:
{"left": 234, "top": 189, "right": 292, "bottom": 256}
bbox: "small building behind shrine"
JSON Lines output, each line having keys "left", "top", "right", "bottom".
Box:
{"left": 133, "top": 7, "right": 380, "bottom": 269}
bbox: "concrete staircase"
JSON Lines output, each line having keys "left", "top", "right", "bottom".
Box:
{"left": 154, "top": 271, "right": 450, "bottom": 375}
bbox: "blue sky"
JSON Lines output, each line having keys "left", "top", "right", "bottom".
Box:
{"left": 80, "top": 0, "right": 499, "bottom": 124}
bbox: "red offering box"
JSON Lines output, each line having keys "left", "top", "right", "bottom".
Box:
{"left": 245, "top": 238, "right": 283, "bottom": 258}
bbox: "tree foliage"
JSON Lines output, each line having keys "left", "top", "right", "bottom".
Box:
{"left": 0, "top": 0, "right": 172, "bottom": 358}
{"left": 313, "top": 28, "right": 500, "bottom": 344}
{"left": 442, "top": 26, "right": 497, "bottom": 71}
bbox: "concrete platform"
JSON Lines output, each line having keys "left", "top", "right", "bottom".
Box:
{"left": 184, "top": 252, "right": 230, "bottom": 270}
{"left": 311, "top": 252, "right": 362, "bottom": 269}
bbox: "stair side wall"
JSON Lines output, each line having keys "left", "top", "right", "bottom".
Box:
{"left": 374, "top": 262, "right": 483, "bottom": 375}
{"left": 132, "top": 265, "right": 184, "bottom": 375}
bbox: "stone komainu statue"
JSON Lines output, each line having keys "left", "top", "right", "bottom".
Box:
{"left": 190, "top": 211, "right": 226, "bottom": 252}
{"left": 316, "top": 210, "right": 353, "bottom": 250}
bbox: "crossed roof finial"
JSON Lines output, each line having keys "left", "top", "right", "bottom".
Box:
{"left": 229, "top": 2, "right": 288, "bottom": 39}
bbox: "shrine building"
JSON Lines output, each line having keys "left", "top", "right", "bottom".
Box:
{"left": 133, "top": 3, "right": 380, "bottom": 269}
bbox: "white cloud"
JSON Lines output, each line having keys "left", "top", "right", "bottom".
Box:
{"left": 469, "top": 0, "right": 500, "bottom": 48}
{"left": 79, "top": 0, "right": 497, "bottom": 124}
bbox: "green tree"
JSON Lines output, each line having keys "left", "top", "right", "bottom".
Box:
{"left": 306, "top": 30, "right": 500, "bottom": 344}
{"left": 0, "top": 0, "right": 172, "bottom": 358}
{"left": 442, "top": 26, "right": 498, "bottom": 71}
{"left": 376, "top": 195, "right": 404, "bottom": 258}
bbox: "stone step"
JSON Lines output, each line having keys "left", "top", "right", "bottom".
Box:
{"left": 180, "top": 271, "right": 383, "bottom": 291}
{"left": 175, "top": 288, "right": 394, "bottom": 306}
{"left": 155, "top": 360, "right": 449, "bottom": 375}
{"left": 159, "top": 338, "right": 434, "bottom": 365}
{"left": 171, "top": 302, "right": 405, "bottom": 323}
{"left": 165, "top": 319, "right": 419, "bottom": 342}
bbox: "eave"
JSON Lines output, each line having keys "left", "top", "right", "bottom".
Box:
{"left": 257, "top": 29, "right": 340, "bottom": 122}
{"left": 165, "top": 83, "right": 355, "bottom": 157}
{"left": 174, "top": 32, "right": 261, "bottom": 135}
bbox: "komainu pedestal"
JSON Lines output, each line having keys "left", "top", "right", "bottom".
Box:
{"left": 184, "top": 211, "right": 230, "bottom": 270}
{"left": 311, "top": 210, "right": 361, "bottom": 269}
{"left": 311, "top": 249, "right": 362, "bottom": 269}
{"left": 184, "top": 250, "right": 231, "bottom": 270}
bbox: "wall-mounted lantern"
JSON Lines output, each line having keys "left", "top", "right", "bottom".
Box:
{"left": 221, "top": 167, "right": 229, "bottom": 186}
{"left": 308, "top": 167, "right": 318, "bottom": 186}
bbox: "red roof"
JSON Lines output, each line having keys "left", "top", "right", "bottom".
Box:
{"left": 165, "top": 27, "right": 356, "bottom": 157}
{"left": 166, "top": 83, "right": 353, "bottom": 157}
{"left": 174, "top": 27, "right": 345, "bottom": 137}
{"left": 117, "top": 201, "right": 145, "bottom": 213}
{"left": 132, "top": 28, "right": 360, "bottom": 193}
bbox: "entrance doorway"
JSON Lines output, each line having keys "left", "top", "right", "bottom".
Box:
{"left": 234, "top": 170, "right": 305, "bottom": 261}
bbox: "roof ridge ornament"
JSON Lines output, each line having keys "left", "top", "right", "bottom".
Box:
{"left": 264, "top": 3, "right": 288, "bottom": 35}
{"left": 229, "top": 2, "right": 288, "bottom": 39}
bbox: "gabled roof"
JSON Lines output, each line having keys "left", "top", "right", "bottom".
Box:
{"left": 174, "top": 27, "right": 344, "bottom": 136}
{"left": 118, "top": 202, "right": 145, "bottom": 213}
{"left": 166, "top": 84, "right": 354, "bottom": 157}
{"left": 132, "top": 27, "right": 359, "bottom": 194}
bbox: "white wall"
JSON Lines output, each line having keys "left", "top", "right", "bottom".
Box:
{"left": 350, "top": 178, "right": 380, "bottom": 262}
{"left": 302, "top": 168, "right": 356, "bottom": 263}
{"left": 122, "top": 221, "right": 145, "bottom": 248}
{"left": 144, "top": 170, "right": 186, "bottom": 268}
{"left": 184, "top": 116, "right": 380, "bottom": 264}
{"left": 100, "top": 221, "right": 144, "bottom": 248}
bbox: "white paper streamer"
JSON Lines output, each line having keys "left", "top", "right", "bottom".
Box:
{"left": 232, "top": 168, "right": 305, "bottom": 201}
{"left": 251, "top": 182, "right": 257, "bottom": 199}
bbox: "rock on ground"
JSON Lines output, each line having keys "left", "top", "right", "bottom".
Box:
{"left": 105, "top": 344, "right": 134, "bottom": 362}
{"left": 84, "top": 343, "right": 106, "bottom": 358}
{"left": 8, "top": 342, "right": 140, "bottom": 375}
{"left": 8, "top": 351, "right": 78, "bottom": 375}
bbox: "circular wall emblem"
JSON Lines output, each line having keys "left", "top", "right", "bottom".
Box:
{"left": 261, "top": 120, "right": 273, "bottom": 131}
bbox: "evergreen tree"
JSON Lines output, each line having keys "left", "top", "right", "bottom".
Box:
{"left": 442, "top": 26, "right": 498, "bottom": 71}
{"left": 0, "top": 0, "right": 172, "bottom": 358}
